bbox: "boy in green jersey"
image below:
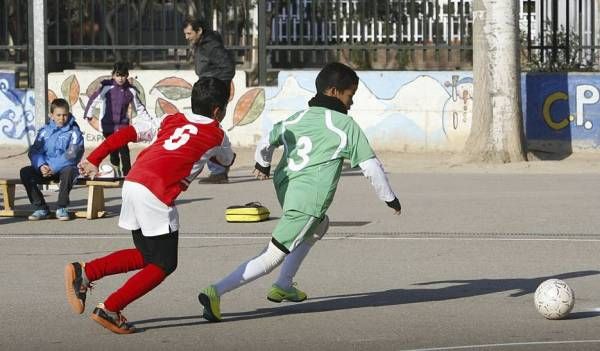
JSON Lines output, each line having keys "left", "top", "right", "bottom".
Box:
{"left": 199, "top": 62, "right": 401, "bottom": 322}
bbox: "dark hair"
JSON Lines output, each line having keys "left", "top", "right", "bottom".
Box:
{"left": 183, "top": 17, "right": 207, "bottom": 32}
{"left": 112, "top": 61, "right": 129, "bottom": 76}
{"left": 191, "top": 77, "right": 228, "bottom": 117}
{"left": 50, "top": 98, "right": 70, "bottom": 113}
{"left": 315, "top": 62, "right": 359, "bottom": 94}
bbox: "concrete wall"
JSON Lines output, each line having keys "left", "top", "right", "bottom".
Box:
{"left": 0, "top": 69, "right": 598, "bottom": 153}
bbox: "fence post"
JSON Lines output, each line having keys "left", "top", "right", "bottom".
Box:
{"left": 32, "top": 0, "right": 48, "bottom": 127}
{"left": 258, "top": 0, "right": 267, "bottom": 86}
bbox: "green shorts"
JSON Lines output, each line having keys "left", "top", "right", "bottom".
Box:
{"left": 272, "top": 210, "right": 320, "bottom": 252}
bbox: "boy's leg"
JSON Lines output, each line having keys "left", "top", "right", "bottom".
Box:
{"left": 200, "top": 211, "right": 317, "bottom": 322}
{"left": 56, "top": 166, "right": 76, "bottom": 208}
{"left": 90, "top": 230, "right": 177, "bottom": 334}
{"left": 119, "top": 144, "right": 131, "bottom": 176}
{"left": 102, "top": 230, "right": 177, "bottom": 312}
{"left": 273, "top": 215, "right": 330, "bottom": 291}
{"left": 19, "top": 165, "right": 48, "bottom": 211}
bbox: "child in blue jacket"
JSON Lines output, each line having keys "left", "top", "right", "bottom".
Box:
{"left": 19, "top": 98, "right": 84, "bottom": 220}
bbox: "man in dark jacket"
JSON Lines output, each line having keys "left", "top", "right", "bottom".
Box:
{"left": 183, "top": 17, "right": 235, "bottom": 183}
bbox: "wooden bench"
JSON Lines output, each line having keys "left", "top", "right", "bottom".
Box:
{"left": 0, "top": 177, "right": 123, "bottom": 219}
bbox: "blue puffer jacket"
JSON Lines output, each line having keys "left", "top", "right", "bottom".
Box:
{"left": 29, "top": 114, "right": 85, "bottom": 173}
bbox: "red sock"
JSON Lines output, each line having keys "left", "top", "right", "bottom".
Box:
{"left": 84, "top": 248, "right": 145, "bottom": 282}
{"left": 104, "top": 264, "right": 166, "bottom": 312}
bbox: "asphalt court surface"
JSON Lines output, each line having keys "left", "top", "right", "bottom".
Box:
{"left": 3, "top": 160, "right": 600, "bottom": 350}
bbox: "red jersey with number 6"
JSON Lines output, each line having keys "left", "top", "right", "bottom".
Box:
{"left": 87, "top": 112, "right": 233, "bottom": 206}
{"left": 127, "top": 112, "right": 231, "bottom": 205}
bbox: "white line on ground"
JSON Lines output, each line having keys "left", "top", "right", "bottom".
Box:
{"left": 401, "top": 339, "right": 600, "bottom": 351}
{"left": 3, "top": 235, "right": 600, "bottom": 242}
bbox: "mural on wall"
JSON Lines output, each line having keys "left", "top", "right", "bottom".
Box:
{"left": 254, "top": 71, "right": 474, "bottom": 151}
{"left": 2, "top": 69, "right": 599, "bottom": 152}
{"left": 0, "top": 73, "right": 35, "bottom": 145}
{"left": 525, "top": 73, "right": 600, "bottom": 151}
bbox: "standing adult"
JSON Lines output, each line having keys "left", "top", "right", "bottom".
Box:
{"left": 183, "top": 17, "right": 235, "bottom": 184}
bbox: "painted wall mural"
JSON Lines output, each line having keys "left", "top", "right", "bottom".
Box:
{"left": 0, "top": 72, "right": 36, "bottom": 146}
{"left": 524, "top": 73, "right": 600, "bottom": 152}
{"left": 0, "top": 70, "right": 599, "bottom": 153}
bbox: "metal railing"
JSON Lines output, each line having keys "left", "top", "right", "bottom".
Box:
{"left": 0, "top": 1, "right": 596, "bottom": 87}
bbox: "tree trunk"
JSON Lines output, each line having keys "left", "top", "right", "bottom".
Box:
{"left": 465, "top": 0, "right": 527, "bottom": 162}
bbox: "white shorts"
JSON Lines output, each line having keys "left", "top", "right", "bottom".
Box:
{"left": 119, "top": 181, "right": 179, "bottom": 236}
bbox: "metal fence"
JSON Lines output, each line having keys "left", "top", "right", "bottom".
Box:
{"left": 0, "top": 1, "right": 597, "bottom": 87}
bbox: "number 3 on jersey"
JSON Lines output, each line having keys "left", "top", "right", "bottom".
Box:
{"left": 288, "top": 136, "right": 312, "bottom": 171}
{"left": 163, "top": 124, "right": 198, "bottom": 151}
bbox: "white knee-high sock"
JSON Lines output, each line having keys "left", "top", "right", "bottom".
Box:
{"left": 215, "top": 242, "right": 286, "bottom": 295}
{"left": 274, "top": 215, "right": 329, "bottom": 289}
{"left": 274, "top": 238, "right": 315, "bottom": 289}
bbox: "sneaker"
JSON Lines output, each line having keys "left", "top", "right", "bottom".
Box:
{"left": 64, "top": 262, "right": 90, "bottom": 314}
{"left": 267, "top": 283, "right": 307, "bottom": 303}
{"left": 91, "top": 303, "right": 135, "bottom": 334}
{"left": 56, "top": 208, "right": 70, "bottom": 221}
{"left": 198, "top": 285, "right": 221, "bottom": 322}
{"left": 28, "top": 209, "right": 50, "bottom": 221}
{"left": 198, "top": 172, "right": 228, "bottom": 184}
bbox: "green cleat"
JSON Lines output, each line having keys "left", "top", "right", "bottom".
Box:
{"left": 198, "top": 285, "right": 221, "bottom": 322}
{"left": 267, "top": 283, "right": 307, "bottom": 303}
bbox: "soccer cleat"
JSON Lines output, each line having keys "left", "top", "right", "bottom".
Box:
{"left": 56, "top": 208, "right": 70, "bottom": 221}
{"left": 64, "top": 262, "right": 90, "bottom": 314}
{"left": 198, "top": 285, "right": 222, "bottom": 322}
{"left": 28, "top": 209, "right": 50, "bottom": 220}
{"left": 198, "top": 172, "right": 228, "bottom": 184}
{"left": 91, "top": 303, "right": 135, "bottom": 334}
{"left": 267, "top": 283, "right": 307, "bottom": 303}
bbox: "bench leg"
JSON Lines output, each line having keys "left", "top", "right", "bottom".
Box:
{"left": 86, "top": 185, "right": 106, "bottom": 219}
{"left": 0, "top": 183, "right": 16, "bottom": 216}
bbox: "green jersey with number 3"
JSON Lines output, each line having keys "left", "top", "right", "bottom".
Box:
{"left": 269, "top": 106, "right": 375, "bottom": 217}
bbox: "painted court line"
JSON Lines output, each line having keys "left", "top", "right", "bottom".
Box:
{"left": 401, "top": 339, "right": 600, "bottom": 351}
{"left": 4, "top": 234, "right": 600, "bottom": 242}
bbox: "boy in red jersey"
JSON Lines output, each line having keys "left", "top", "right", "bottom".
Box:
{"left": 65, "top": 77, "right": 234, "bottom": 334}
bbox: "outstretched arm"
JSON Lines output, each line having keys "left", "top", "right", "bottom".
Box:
{"left": 253, "top": 124, "right": 282, "bottom": 180}
{"left": 359, "top": 157, "right": 401, "bottom": 215}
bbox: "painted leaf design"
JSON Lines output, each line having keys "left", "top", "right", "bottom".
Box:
{"left": 230, "top": 88, "right": 265, "bottom": 131}
{"left": 47, "top": 89, "right": 57, "bottom": 103}
{"left": 61, "top": 75, "right": 80, "bottom": 106}
{"left": 228, "top": 81, "right": 235, "bottom": 102}
{"left": 155, "top": 98, "right": 179, "bottom": 118}
{"left": 86, "top": 75, "right": 112, "bottom": 97}
{"left": 150, "top": 77, "right": 192, "bottom": 100}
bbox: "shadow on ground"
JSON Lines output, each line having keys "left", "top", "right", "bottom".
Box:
{"left": 132, "top": 270, "right": 600, "bottom": 330}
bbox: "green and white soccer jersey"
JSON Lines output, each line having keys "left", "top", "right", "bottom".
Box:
{"left": 269, "top": 106, "right": 375, "bottom": 217}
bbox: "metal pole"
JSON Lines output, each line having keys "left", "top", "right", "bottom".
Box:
{"left": 258, "top": 0, "right": 266, "bottom": 86}
{"left": 33, "top": 0, "right": 48, "bottom": 128}
{"left": 28, "top": 0, "right": 35, "bottom": 88}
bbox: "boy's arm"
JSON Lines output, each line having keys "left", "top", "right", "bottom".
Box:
{"left": 29, "top": 128, "right": 48, "bottom": 170}
{"left": 80, "top": 113, "right": 159, "bottom": 177}
{"left": 343, "top": 117, "right": 401, "bottom": 214}
{"left": 253, "top": 123, "right": 283, "bottom": 179}
{"left": 358, "top": 157, "right": 401, "bottom": 215}
{"left": 180, "top": 133, "right": 235, "bottom": 190}
{"left": 46, "top": 127, "right": 84, "bottom": 173}
{"left": 210, "top": 133, "right": 236, "bottom": 167}
{"left": 84, "top": 86, "right": 109, "bottom": 131}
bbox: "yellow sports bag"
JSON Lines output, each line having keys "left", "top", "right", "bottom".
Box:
{"left": 225, "top": 202, "right": 270, "bottom": 222}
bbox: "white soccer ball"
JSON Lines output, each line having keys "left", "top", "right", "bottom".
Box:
{"left": 534, "top": 279, "right": 575, "bottom": 320}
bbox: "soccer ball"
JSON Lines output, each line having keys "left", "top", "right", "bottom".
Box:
{"left": 534, "top": 279, "right": 575, "bottom": 320}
